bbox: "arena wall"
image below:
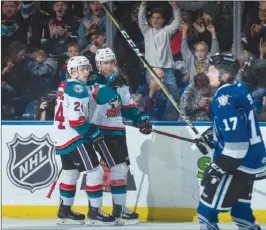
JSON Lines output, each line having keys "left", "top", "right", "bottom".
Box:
{"left": 1, "top": 121, "right": 266, "bottom": 223}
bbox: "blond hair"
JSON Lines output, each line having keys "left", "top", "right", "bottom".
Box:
{"left": 194, "top": 41, "right": 209, "bottom": 53}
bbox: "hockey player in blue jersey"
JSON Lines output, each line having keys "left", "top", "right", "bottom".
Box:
{"left": 54, "top": 56, "right": 116, "bottom": 226}
{"left": 195, "top": 53, "right": 266, "bottom": 230}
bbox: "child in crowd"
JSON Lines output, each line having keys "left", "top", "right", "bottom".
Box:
{"left": 58, "top": 43, "right": 80, "bottom": 82}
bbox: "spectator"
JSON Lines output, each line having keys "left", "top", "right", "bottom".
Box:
{"left": 1, "top": 1, "right": 41, "bottom": 54}
{"left": 194, "top": 2, "right": 233, "bottom": 52}
{"left": 27, "top": 49, "right": 57, "bottom": 98}
{"left": 243, "top": 1, "right": 266, "bottom": 57}
{"left": 78, "top": 1, "right": 111, "bottom": 50}
{"left": 257, "top": 96, "right": 266, "bottom": 121}
{"left": 138, "top": 1, "right": 181, "bottom": 120}
{"left": 1, "top": 40, "right": 30, "bottom": 118}
{"left": 131, "top": 94, "right": 145, "bottom": 113}
{"left": 179, "top": 72, "right": 214, "bottom": 121}
{"left": 58, "top": 42, "right": 80, "bottom": 82}
{"left": 181, "top": 23, "right": 219, "bottom": 83}
{"left": 259, "top": 37, "right": 266, "bottom": 60}
{"left": 41, "top": 1, "right": 79, "bottom": 56}
{"left": 82, "top": 26, "right": 106, "bottom": 72}
{"left": 136, "top": 67, "right": 167, "bottom": 121}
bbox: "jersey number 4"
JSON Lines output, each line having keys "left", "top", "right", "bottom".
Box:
{"left": 222, "top": 110, "right": 261, "bottom": 145}
{"left": 55, "top": 102, "right": 65, "bottom": 129}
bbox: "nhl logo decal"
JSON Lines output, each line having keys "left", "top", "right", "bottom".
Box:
{"left": 6, "top": 134, "right": 57, "bottom": 193}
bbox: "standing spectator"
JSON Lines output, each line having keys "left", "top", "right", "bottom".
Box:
{"left": 41, "top": 1, "right": 79, "bottom": 56}
{"left": 138, "top": 1, "right": 181, "bottom": 120}
{"left": 179, "top": 72, "right": 214, "bottom": 121}
{"left": 181, "top": 23, "right": 219, "bottom": 83}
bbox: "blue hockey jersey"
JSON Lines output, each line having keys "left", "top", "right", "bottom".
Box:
{"left": 211, "top": 81, "right": 266, "bottom": 177}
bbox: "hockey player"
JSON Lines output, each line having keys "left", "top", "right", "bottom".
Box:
{"left": 87, "top": 47, "right": 153, "bottom": 225}
{"left": 53, "top": 56, "right": 115, "bottom": 226}
{"left": 195, "top": 52, "right": 266, "bottom": 230}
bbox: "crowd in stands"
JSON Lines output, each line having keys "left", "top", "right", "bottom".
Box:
{"left": 1, "top": 1, "right": 266, "bottom": 122}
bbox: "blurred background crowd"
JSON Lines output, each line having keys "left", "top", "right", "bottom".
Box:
{"left": 1, "top": 1, "right": 266, "bottom": 122}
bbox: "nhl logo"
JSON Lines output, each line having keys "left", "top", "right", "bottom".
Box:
{"left": 6, "top": 134, "right": 57, "bottom": 193}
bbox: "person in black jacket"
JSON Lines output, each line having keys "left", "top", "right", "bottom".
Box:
{"left": 1, "top": 1, "right": 41, "bottom": 54}
{"left": 41, "top": 1, "right": 79, "bottom": 56}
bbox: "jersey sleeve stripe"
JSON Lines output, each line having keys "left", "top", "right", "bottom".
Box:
{"left": 222, "top": 142, "right": 249, "bottom": 159}
{"left": 69, "top": 117, "right": 87, "bottom": 127}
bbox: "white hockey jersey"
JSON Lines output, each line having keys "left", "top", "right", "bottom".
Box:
{"left": 53, "top": 80, "right": 91, "bottom": 155}
{"left": 87, "top": 82, "right": 140, "bottom": 136}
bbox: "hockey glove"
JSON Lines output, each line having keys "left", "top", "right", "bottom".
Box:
{"left": 201, "top": 162, "right": 226, "bottom": 187}
{"left": 135, "top": 113, "right": 152, "bottom": 135}
{"left": 106, "top": 72, "right": 127, "bottom": 88}
{"left": 88, "top": 124, "right": 103, "bottom": 144}
{"left": 195, "top": 127, "right": 214, "bottom": 155}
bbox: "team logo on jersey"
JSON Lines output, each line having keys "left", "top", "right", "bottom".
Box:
{"left": 216, "top": 94, "right": 231, "bottom": 107}
{"left": 6, "top": 134, "right": 57, "bottom": 193}
{"left": 73, "top": 84, "right": 84, "bottom": 94}
{"left": 108, "top": 95, "right": 122, "bottom": 109}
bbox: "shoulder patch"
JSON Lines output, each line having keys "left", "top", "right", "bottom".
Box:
{"left": 73, "top": 84, "right": 84, "bottom": 94}
{"left": 216, "top": 94, "right": 232, "bottom": 107}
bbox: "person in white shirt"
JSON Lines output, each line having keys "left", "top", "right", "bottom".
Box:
{"left": 138, "top": 1, "right": 181, "bottom": 120}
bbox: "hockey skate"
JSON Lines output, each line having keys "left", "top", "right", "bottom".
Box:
{"left": 87, "top": 206, "right": 116, "bottom": 226}
{"left": 57, "top": 205, "right": 85, "bottom": 225}
{"left": 112, "top": 204, "right": 139, "bottom": 225}
{"left": 122, "top": 205, "right": 139, "bottom": 225}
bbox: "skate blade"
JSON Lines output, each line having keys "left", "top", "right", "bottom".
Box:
{"left": 86, "top": 219, "right": 116, "bottom": 226}
{"left": 122, "top": 219, "right": 139, "bottom": 225}
{"left": 57, "top": 218, "right": 85, "bottom": 225}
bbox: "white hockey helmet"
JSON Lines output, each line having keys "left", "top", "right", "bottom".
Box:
{"left": 95, "top": 48, "right": 116, "bottom": 69}
{"left": 67, "top": 56, "right": 92, "bottom": 74}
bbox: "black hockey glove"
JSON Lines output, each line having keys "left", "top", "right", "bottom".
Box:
{"left": 195, "top": 127, "right": 214, "bottom": 155}
{"left": 106, "top": 72, "right": 127, "bottom": 88}
{"left": 88, "top": 124, "right": 103, "bottom": 144}
{"left": 135, "top": 113, "right": 152, "bottom": 135}
{"left": 201, "top": 162, "right": 226, "bottom": 187}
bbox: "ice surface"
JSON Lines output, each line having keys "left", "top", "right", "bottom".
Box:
{"left": 2, "top": 219, "right": 266, "bottom": 230}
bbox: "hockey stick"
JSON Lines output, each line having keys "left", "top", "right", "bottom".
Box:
{"left": 152, "top": 129, "right": 196, "bottom": 143}
{"left": 100, "top": 2, "right": 200, "bottom": 137}
{"left": 46, "top": 167, "right": 62, "bottom": 198}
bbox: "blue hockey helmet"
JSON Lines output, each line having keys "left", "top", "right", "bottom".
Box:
{"left": 208, "top": 52, "right": 240, "bottom": 78}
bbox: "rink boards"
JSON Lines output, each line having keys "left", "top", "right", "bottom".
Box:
{"left": 1, "top": 121, "right": 266, "bottom": 223}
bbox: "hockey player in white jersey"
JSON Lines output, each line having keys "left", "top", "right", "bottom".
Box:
{"left": 87, "top": 48, "right": 152, "bottom": 225}
{"left": 53, "top": 56, "right": 116, "bottom": 226}
{"left": 195, "top": 53, "right": 266, "bottom": 230}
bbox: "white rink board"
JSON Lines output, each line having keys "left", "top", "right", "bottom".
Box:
{"left": 1, "top": 122, "right": 266, "bottom": 211}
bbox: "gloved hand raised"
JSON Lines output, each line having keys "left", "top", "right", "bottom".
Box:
{"left": 106, "top": 72, "right": 127, "bottom": 88}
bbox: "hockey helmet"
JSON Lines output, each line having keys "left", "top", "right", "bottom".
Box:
{"left": 208, "top": 52, "right": 240, "bottom": 78}
{"left": 95, "top": 48, "right": 116, "bottom": 69}
{"left": 67, "top": 56, "right": 92, "bottom": 74}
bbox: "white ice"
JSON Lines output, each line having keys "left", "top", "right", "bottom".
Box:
{"left": 2, "top": 219, "right": 266, "bottom": 230}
